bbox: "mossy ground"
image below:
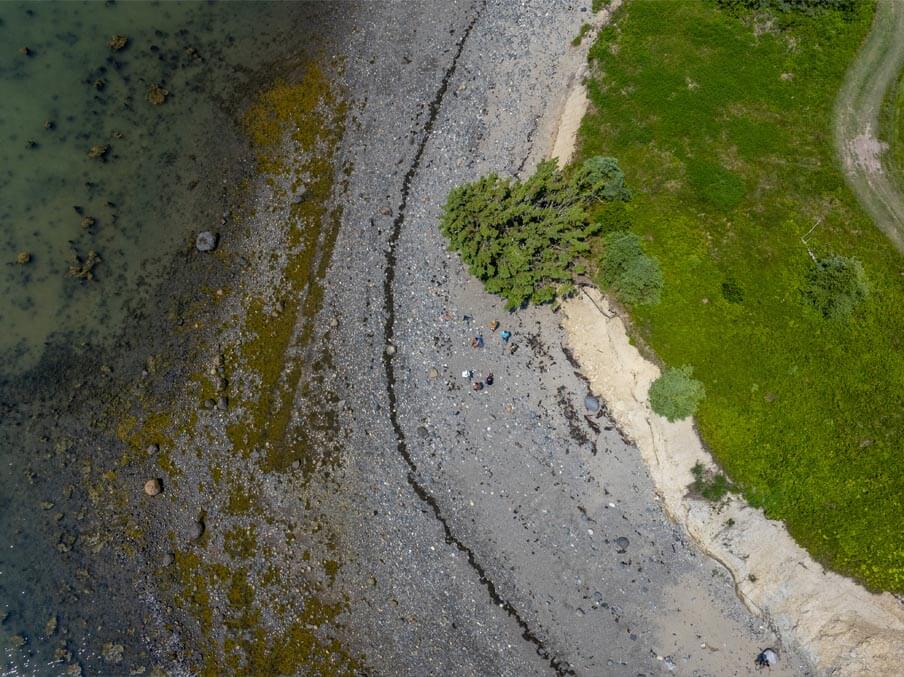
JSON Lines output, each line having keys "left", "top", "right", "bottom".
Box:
{"left": 579, "top": 0, "right": 904, "bottom": 591}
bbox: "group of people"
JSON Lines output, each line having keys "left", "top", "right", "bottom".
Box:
{"left": 462, "top": 318, "right": 512, "bottom": 392}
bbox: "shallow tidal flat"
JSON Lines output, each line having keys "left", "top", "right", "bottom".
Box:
{"left": 0, "top": 2, "right": 346, "bottom": 673}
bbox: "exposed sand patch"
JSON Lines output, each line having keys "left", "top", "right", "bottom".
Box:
{"left": 845, "top": 122, "right": 888, "bottom": 174}
{"left": 561, "top": 289, "right": 904, "bottom": 675}
{"left": 550, "top": 0, "right": 622, "bottom": 167}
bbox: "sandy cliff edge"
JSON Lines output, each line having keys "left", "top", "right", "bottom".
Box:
{"left": 560, "top": 282, "right": 904, "bottom": 675}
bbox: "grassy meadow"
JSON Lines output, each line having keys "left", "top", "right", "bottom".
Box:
{"left": 578, "top": 0, "right": 904, "bottom": 591}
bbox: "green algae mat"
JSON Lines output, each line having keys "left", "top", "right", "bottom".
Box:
{"left": 578, "top": 0, "right": 903, "bottom": 591}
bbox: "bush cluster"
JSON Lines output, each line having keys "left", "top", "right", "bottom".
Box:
{"left": 649, "top": 365, "right": 706, "bottom": 421}
{"left": 597, "top": 231, "right": 663, "bottom": 305}
{"left": 802, "top": 254, "right": 868, "bottom": 320}
{"left": 439, "top": 157, "right": 630, "bottom": 309}
{"left": 690, "top": 462, "right": 734, "bottom": 502}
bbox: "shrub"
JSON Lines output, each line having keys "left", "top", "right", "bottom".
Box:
{"left": 721, "top": 277, "right": 744, "bottom": 304}
{"left": 802, "top": 254, "right": 868, "bottom": 319}
{"left": 439, "top": 157, "right": 630, "bottom": 309}
{"left": 598, "top": 231, "right": 663, "bottom": 305}
{"left": 690, "top": 462, "right": 734, "bottom": 502}
{"left": 649, "top": 365, "right": 706, "bottom": 421}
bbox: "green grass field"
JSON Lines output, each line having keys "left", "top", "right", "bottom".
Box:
{"left": 881, "top": 66, "right": 904, "bottom": 193}
{"left": 578, "top": 0, "right": 904, "bottom": 591}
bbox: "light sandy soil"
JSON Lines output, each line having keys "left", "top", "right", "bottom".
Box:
{"left": 834, "top": 0, "right": 904, "bottom": 252}
{"left": 555, "top": 2, "right": 904, "bottom": 672}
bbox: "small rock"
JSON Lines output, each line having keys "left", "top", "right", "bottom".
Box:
{"left": 202, "top": 398, "right": 215, "bottom": 409}
{"left": 101, "top": 642, "right": 124, "bottom": 664}
{"left": 195, "top": 231, "right": 217, "bottom": 252}
{"left": 144, "top": 478, "right": 163, "bottom": 496}
{"left": 80, "top": 216, "right": 95, "bottom": 229}
{"left": 380, "top": 206, "right": 392, "bottom": 216}
{"left": 614, "top": 536, "right": 630, "bottom": 552}
{"left": 1, "top": 610, "right": 8, "bottom": 624}
{"left": 11, "top": 634, "right": 26, "bottom": 649}
{"left": 216, "top": 396, "right": 228, "bottom": 411}
{"left": 94, "top": 79, "right": 106, "bottom": 91}
{"left": 43, "top": 120, "right": 55, "bottom": 130}
{"left": 328, "top": 317, "right": 339, "bottom": 328}
{"left": 290, "top": 460, "right": 301, "bottom": 470}
{"left": 87, "top": 144, "right": 110, "bottom": 160}
{"left": 65, "top": 664, "right": 83, "bottom": 677}
{"left": 45, "top": 614, "right": 57, "bottom": 635}
{"left": 416, "top": 425, "right": 429, "bottom": 438}
{"left": 385, "top": 344, "right": 396, "bottom": 356}
{"left": 161, "top": 552, "right": 173, "bottom": 567}
{"left": 15, "top": 251, "right": 31, "bottom": 265}
{"left": 146, "top": 83, "right": 169, "bottom": 105}
{"left": 428, "top": 367, "right": 439, "bottom": 380}
{"left": 146, "top": 443, "right": 159, "bottom": 454}
{"left": 40, "top": 501, "right": 54, "bottom": 510}
{"left": 584, "top": 394, "right": 600, "bottom": 413}
{"left": 215, "top": 376, "right": 227, "bottom": 391}
{"left": 189, "top": 518, "right": 205, "bottom": 541}
{"left": 755, "top": 648, "right": 779, "bottom": 668}
{"left": 108, "top": 35, "right": 128, "bottom": 51}
{"left": 18, "top": 46, "right": 31, "bottom": 57}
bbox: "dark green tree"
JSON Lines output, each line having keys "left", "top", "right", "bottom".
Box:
{"left": 439, "top": 157, "right": 630, "bottom": 309}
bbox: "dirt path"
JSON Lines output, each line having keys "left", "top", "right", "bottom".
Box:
{"left": 834, "top": 0, "right": 904, "bottom": 252}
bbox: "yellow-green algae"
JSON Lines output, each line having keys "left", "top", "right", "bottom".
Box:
{"left": 157, "top": 62, "right": 360, "bottom": 674}
{"left": 226, "top": 63, "right": 348, "bottom": 474}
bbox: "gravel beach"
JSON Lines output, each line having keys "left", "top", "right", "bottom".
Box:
{"left": 0, "top": 2, "right": 820, "bottom": 674}
{"left": 309, "top": 1, "right": 810, "bottom": 673}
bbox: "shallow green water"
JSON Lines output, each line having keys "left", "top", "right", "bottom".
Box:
{"left": 0, "top": 2, "right": 335, "bottom": 673}
{"left": 0, "top": 0, "right": 321, "bottom": 375}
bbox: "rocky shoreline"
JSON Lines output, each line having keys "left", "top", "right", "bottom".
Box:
{"left": 3, "top": 1, "right": 824, "bottom": 675}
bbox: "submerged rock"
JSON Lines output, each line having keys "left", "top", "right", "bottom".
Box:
{"left": 108, "top": 35, "right": 128, "bottom": 51}
{"left": 196, "top": 231, "right": 217, "bottom": 252}
{"left": 67, "top": 249, "right": 101, "bottom": 280}
{"left": 146, "top": 83, "right": 169, "bottom": 105}
{"left": 87, "top": 143, "right": 110, "bottom": 160}
{"left": 101, "top": 642, "right": 124, "bottom": 664}
{"left": 584, "top": 394, "right": 600, "bottom": 413}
